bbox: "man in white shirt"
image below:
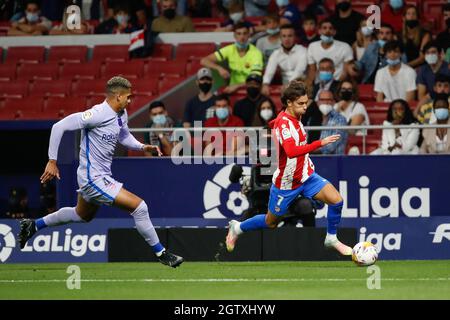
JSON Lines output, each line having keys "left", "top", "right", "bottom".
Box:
{"left": 262, "top": 24, "right": 308, "bottom": 96}
{"left": 307, "top": 18, "right": 354, "bottom": 84}
{"left": 374, "top": 40, "right": 417, "bottom": 102}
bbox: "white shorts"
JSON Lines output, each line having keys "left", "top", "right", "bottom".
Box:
{"left": 77, "top": 176, "right": 123, "bottom": 206}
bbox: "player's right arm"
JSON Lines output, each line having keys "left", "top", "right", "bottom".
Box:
{"left": 41, "top": 109, "right": 102, "bottom": 183}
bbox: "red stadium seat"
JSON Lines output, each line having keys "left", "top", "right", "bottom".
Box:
{"left": 45, "top": 96, "right": 87, "bottom": 116}
{"left": 132, "top": 79, "right": 158, "bottom": 96}
{"left": 16, "top": 110, "right": 55, "bottom": 120}
{"left": 176, "top": 43, "right": 216, "bottom": 61}
{"left": 3, "top": 97, "right": 45, "bottom": 113}
{"left": 59, "top": 62, "right": 101, "bottom": 80}
{"left": 101, "top": 60, "right": 145, "bottom": 79}
{"left": 16, "top": 63, "right": 60, "bottom": 81}
{"left": 186, "top": 59, "right": 203, "bottom": 76}
{"left": 127, "top": 96, "right": 153, "bottom": 114}
{"left": 72, "top": 79, "right": 106, "bottom": 96}
{"left": 152, "top": 43, "right": 173, "bottom": 59}
{"left": 358, "top": 84, "right": 376, "bottom": 101}
{"left": 87, "top": 94, "right": 106, "bottom": 106}
{"left": 30, "top": 79, "right": 72, "bottom": 97}
{"left": 346, "top": 135, "right": 381, "bottom": 155}
{"left": 0, "top": 64, "right": 17, "bottom": 81}
{"left": 47, "top": 46, "right": 88, "bottom": 63}
{"left": 92, "top": 45, "right": 129, "bottom": 62}
{"left": 159, "top": 77, "right": 184, "bottom": 93}
{"left": 5, "top": 46, "right": 45, "bottom": 64}
{"left": 368, "top": 112, "right": 387, "bottom": 125}
{"left": 146, "top": 60, "right": 187, "bottom": 78}
{"left": 0, "top": 80, "right": 30, "bottom": 98}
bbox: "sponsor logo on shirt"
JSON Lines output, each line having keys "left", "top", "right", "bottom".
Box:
{"left": 81, "top": 110, "right": 93, "bottom": 121}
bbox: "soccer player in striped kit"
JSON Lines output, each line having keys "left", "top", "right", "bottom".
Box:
{"left": 226, "top": 80, "right": 352, "bottom": 256}
{"left": 18, "top": 76, "right": 184, "bottom": 268}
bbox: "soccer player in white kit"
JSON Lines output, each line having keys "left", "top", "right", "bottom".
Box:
{"left": 18, "top": 76, "right": 184, "bottom": 268}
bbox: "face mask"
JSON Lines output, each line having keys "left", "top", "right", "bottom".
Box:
{"left": 216, "top": 107, "right": 229, "bottom": 120}
{"left": 260, "top": 109, "right": 273, "bottom": 121}
{"left": 405, "top": 19, "right": 419, "bottom": 29}
{"left": 378, "top": 39, "right": 387, "bottom": 48}
{"left": 305, "top": 29, "right": 316, "bottom": 37}
{"left": 26, "top": 12, "right": 39, "bottom": 23}
{"left": 198, "top": 82, "right": 212, "bottom": 94}
{"left": 152, "top": 114, "right": 167, "bottom": 125}
{"left": 276, "top": 0, "right": 289, "bottom": 7}
{"left": 320, "top": 34, "right": 334, "bottom": 44}
{"left": 389, "top": 0, "right": 403, "bottom": 10}
{"left": 266, "top": 27, "right": 280, "bottom": 35}
{"left": 230, "top": 12, "right": 244, "bottom": 24}
{"left": 425, "top": 53, "right": 438, "bottom": 65}
{"left": 247, "top": 86, "right": 260, "bottom": 99}
{"left": 361, "top": 26, "right": 374, "bottom": 36}
{"left": 434, "top": 108, "right": 449, "bottom": 120}
{"left": 163, "top": 8, "right": 176, "bottom": 19}
{"left": 319, "top": 104, "right": 333, "bottom": 116}
{"left": 336, "top": 1, "right": 351, "bottom": 12}
{"left": 235, "top": 41, "right": 249, "bottom": 50}
{"left": 116, "top": 14, "right": 129, "bottom": 25}
{"left": 340, "top": 90, "right": 353, "bottom": 101}
{"left": 387, "top": 58, "right": 401, "bottom": 66}
{"left": 319, "top": 71, "right": 333, "bottom": 82}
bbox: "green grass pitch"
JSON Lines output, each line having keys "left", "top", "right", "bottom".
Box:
{"left": 0, "top": 260, "right": 449, "bottom": 299}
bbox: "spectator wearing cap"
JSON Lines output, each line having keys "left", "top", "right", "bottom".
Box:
{"left": 374, "top": 40, "right": 417, "bottom": 103}
{"left": 233, "top": 74, "right": 266, "bottom": 126}
{"left": 144, "top": 100, "right": 177, "bottom": 157}
{"left": 417, "top": 41, "right": 450, "bottom": 101}
{"left": 262, "top": 24, "right": 308, "bottom": 96}
{"left": 201, "top": 22, "right": 264, "bottom": 95}
{"left": 8, "top": 1, "right": 52, "bottom": 36}
{"left": 330, "top": 0, "right": 365, "bottom": 46}
{"left": 151, "top": 0, "right": 195, "bottom": 33}
{"left": 183, "top": 68, "right": 217, "bottom": 128}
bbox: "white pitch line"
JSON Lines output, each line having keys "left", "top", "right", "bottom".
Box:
{"left": 0, "top": 278, "right": 449, "bottom": 283}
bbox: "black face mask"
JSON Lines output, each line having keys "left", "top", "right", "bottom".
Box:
{"left": 198, "top": 82, "right": 212, "bottom": 94}
{"left": 247, "top": 86, "right": 261, "bottom": 99}
{"left": 163, "top": 8, "right": 176, "bottom": 20}
{"left": 405, "top": 19, "right": 419, "bottom": 29}
{"left": 336, "top": 1, "right": 351, "bottom": 12}
{"left": 340, "top": 90, "right": 353, "bottom": 101}
{"left": 446, "top": 18, "right": 450, "bottom": 29}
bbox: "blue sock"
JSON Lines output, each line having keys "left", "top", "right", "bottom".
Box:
{"left": 151, "top": 242, "right": 165, "bottom": 255}
{"left": 327, "top": 201, "right": 343, "bottom": 235}
{"left": 240, "top": 214, "right": 269, "bottom": 232}
{"left": 35, "top": 218, "right": 47, "bottom": 230}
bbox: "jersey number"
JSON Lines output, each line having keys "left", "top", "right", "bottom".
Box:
{"left": 276, "top": 195, "right": 284, "bottom": 206}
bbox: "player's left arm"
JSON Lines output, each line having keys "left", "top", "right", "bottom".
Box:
{"left": 119, "top": 118, "right": 163, "bottom": 156}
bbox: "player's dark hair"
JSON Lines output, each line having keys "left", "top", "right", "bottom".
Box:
{"left": 281, "top": 81, "right": 309, "bottom": 107}
{"left": 106, "top": 76, "right": 132, "bottom": 94}
{"left": 149, "top": 100, "right": 165, "bottom": 111}
{"left": 384, "top": 40, "right": 403, "bottom": 54}
{"left": 387, "top": 99, "right": 416, "bottom": 124}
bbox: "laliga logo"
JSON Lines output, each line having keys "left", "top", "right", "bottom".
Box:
{"left": 359, "top": 227, "right": 401, "bottom": 253}
{"left": 203, "top": 164, "right": 251, "bottom": 218}
{"left": 430, "top": 224, "right": 450, "bottom": 243}
{"left": 0, "top": 224, "right": 16, "bottom": 263}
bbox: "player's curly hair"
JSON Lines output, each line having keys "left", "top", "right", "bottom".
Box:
{"left": 106, "top": 76, "right": 132, "bottom": 94}
{"left": 281, "top": 80, "right": 309, "bottom": 107}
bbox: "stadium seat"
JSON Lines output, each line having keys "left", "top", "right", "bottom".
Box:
{"left": 152, "top": 43, "right": 173, "bottom": 59}
{"left": 132, "top": 79, "right": 158, "bottom": 96}
{"left": 16, "top": 63, "right": 60, "bottom": 81}
{"left": 191, "top": 18, "right": 221, "bottom": 32}
{"left": 3, "top": 97, "right": 45, "bottom": 113}
{"left": 30, "top": 79, "right": 72, "bottom": 97}
{"left": 358, "top": 84, "right": 376, "bottom": 101}
{"left": 101, "top": 60, "right": 145, "bottom": 79}
{"left": 45, "top": 96, "right": 87, "bottom": 117}
{"left": 346, "top": 135, "right": 381, "bottom": 155}
{"left": 87, "top": 94, "right": 106, "bottom": 106}
{"left": 92, "top": 45, "right": 129, "bottom": 62}
{"left": 5, "top": 46, "right": 46, "bottom": 64}
{"left": 368, "top": 112, "right": 387, "bottom": 125}
{"left": 175, "top": 43, "right": 216, "bottom": 61}
{"left": 16, "top": 110, "right": 55, "bottom": 120}
{"left": 72, "top": 79, "right": 106, "bottom": 96}
{"left": 0, "top": 80, "right": 30, "bottom": 98}
{"left": 146, "top": 60, "right": 187, "bottom": 78}
{"left": 127, "top": 96, "right": 153, "bottom": 114}
{"left": 186, "top": 59, "right": 203, "bottom": 76}
{"left": 159, "top": 77, "right": 184, "bottom": 94}
{"left": 0, "top": 64, "right": 17, "bottom": 81}
{"left": 423, "top": 0, "right": 446, "bottom": 16}
{"left": 59, "top": 62, "right": 101, "bottom": 80}
{"left": 47, "top": 46, "right": 88, "bottom": 63}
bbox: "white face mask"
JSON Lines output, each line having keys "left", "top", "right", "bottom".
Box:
{"left": 260, "top": 109, "right": 273, "bottom": 121}
{"left": 230, "top": 12, "right": 244, "bottom": 23}
{"left": 361, "top": 26, "right": 374, "bottom": 36}
{"left": 425, "top": 53, "right": 439, "bottom": 65}
{"left": 319, "top": 104, "right": 333, "bottom": 115}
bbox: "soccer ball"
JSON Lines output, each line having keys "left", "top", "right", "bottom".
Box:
{"left": 352, "top": 242, "right": 378, "bottom": 266}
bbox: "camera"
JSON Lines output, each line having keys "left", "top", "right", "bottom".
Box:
{"left": 229, "top": 163, "right": 318, "bottom": 227}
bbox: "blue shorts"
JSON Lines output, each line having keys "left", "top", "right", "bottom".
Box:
{"left": 268, "top": 172, "right": 329, "bottom": 217}
{"left": 77, "top": 176, "right": 123, "bottom": 206}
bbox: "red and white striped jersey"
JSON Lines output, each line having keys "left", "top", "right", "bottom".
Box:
{"left": 271, "top": 111, "right": 321, "bottom": 190}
